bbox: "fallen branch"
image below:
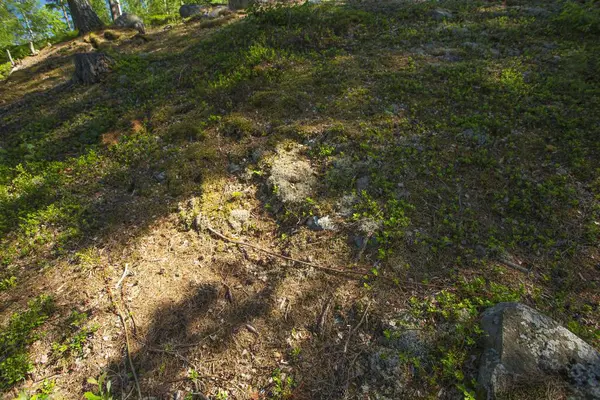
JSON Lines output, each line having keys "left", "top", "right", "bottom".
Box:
{"left": 107, "top": 282, "right": 142, "bottom": 399}
{"left": 115, "top": 263, "right": 129, "bottom": 289}
{"left": 344, "top": 301, "right": 371, "bottom": 353}
{"left": 497, "top": 258, "right": 532, "bottom": 274}
{"left": 317, "top": 295, "right": 334, "bottom": 336}
{"left": 200, "top": 222, "right": 368, "bottom": 278}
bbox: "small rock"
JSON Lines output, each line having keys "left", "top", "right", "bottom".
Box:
{"left": 356, "top": 176, "right": 370, "bottom": 193}
{"left": 229, "top": 209, "right": 250, "bottom": 232}
{"left": 118, "top": 74, "right": 128, "bottom": 85}
{"left": 228, "top": 163, "right": 241, "bottom": 174}
{"left": 431, "top": 9, "right": 453, "bottom": 21}
{"left": 251, "top": 148, "right": 263, "bottom": 163}
{"left": 337, "top": 194, "right": 358, "bottom": 217}
{"left": 475, "top": 245, "right": 487, "bottom": 258}
{"left": 172, "top": 390, "right": 185, "bottom": 400}
{"left": 462, "top": 129, "right": 489, "bottom": 146}
{"left": 153, "top": 171, "right": 166, "bottom": 182}
{"left": 306, "top": 215, "right": 336, "bottom": 231}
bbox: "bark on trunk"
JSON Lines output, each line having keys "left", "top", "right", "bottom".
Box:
{"left": 22, "top": 15, "right": 38, "bottom": 55}
{"left": 61, "top": 4, "right": 74, "bottom": 30}
{"left": 67, "top": 0, "right": 105, "bottom": 35}
{"left": 6, "top": 49, "right": 14, "bottom": 67}
{"left": 107, "top": 0, "right": 121, "bottom": 21}
{"left": 73, "top": 52, "right": 114, "bottom": 84}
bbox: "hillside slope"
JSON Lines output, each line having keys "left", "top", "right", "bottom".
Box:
{"left": 1, "top": 0, "right": 599, "bottom": 399}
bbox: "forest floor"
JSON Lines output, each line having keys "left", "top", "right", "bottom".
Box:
{"left": 1, "top": 0, "right": 599, "bottom": 399}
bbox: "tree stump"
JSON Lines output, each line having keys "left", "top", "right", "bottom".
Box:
{"left": 73, "top": 52, "right": 114, "bottom": 84}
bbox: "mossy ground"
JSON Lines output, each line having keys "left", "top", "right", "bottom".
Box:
{"left": 0, "top": 0, "right": 599, "bottom": 399}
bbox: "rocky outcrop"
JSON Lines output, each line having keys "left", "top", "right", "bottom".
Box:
{"left": 180, "top": 4, "right": 231, "bottom": 20}
{"left": 478, "top": 302, "right": 600, "bottom": 399}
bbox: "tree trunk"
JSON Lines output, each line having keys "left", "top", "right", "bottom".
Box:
{"left": 21, "top": 15, "right": 38, "bottom": 55}
{"left": 6, "top": 49, "right": 14, "bottom": 67}
{"left": 28, "top": 41, "right": 37, "bottom": 56}
{"left": 73, "top": 52, "right": 114, "bottom": 84}
{"left": 107, "top": 0, "right": 121, "bottom": 21}
{"left": 67, "top": 0, "right": 105, "bottom": 35}
{"left": 61, "top": 3, "right": 74, "bottom": 30}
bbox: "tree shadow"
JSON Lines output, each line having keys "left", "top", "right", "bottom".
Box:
{"left": 1, "top": 0, "right": 598, "bottom": 397}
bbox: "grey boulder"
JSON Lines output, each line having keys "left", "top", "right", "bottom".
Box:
{"left": 179, "top": 4, "right": 208, "bottom": 18}
{"left": 207, "top": 5, "right": 230, "bottom": 19}
{"left": 113, "top": 13, "right": 145, "bottom": 34}
{"left": 478, "top": 302, "right": 600, "bottom": 399}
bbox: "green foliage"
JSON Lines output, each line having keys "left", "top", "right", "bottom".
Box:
{"left": 0, "top": 61, "right": 11, "bottom": 80}
{"left": 406, "top": 278, "right": 525, "bottom": 393}
{"left": 1, "top": 0, "right": 68, "bottom": 49}
{"left": 84, "top": 372, "right": 113, "bottom": 400}
{"left": 168, "top": 120, "right": 206, "bottom": 142}
{"left": 16, "top": 379, "right": 55, "bottom": 400}
{"left": 88, "top": 0, "right": 111, "bottom": 24}
{"left": 0, "top": 295, "right": 55, "bottom": 390}
{"left": 52, "top": 310, "right": 98, "bottom": 359}
{"left": 220, "top": 114, "right": 262, "bottom": 139}
{"left": 146, "top": 13, "right": 179, "bottom": 27}
{"left": 270, "top": 368, "right": 295, "bottom": 399}
{"left": 0, "top": 275, "right": 17, "bottom": 291}
{"left": 555, "top": 1, "right": 600, "bottom": 33}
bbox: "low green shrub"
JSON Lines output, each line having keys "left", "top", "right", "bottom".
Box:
{"left": 0, "top": 295, "right": 55, "bottom": 390}
{"left": 555, "top": 1, "right": 600, "bottom": 33}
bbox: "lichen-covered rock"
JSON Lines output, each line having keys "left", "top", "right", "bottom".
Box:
{"left": 228, "top": 209, "right": 250, "bottom": 232}
{"left": 306, "top": 215, "right": 336, "bottom": 231}
{"left": 113, "top": 13, "right": 145, "bottom": 34}
{"left": 267, "top": 145, "right": 317, "bottom": 204}
{"left": 478, "top": 302, "right": 600, "bottom": 399}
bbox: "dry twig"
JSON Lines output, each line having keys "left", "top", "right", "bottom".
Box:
{"left": 201, "top": 224, "right": 368, "bottom": 277}
{"left": 344, "top": 301, "right": 371, "bottom": 354}
{"left": 107, "top": 274, "right": 142, "bottom": 399}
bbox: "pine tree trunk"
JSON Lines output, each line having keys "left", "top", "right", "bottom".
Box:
{"left": 61, "top": 3, "right": 73, "bottom": 30}
{"left": 66, "top": 0, "right": 105, "bottom": 35}
{"left": 73, "top": 52, "right": 114, "bottom": 84}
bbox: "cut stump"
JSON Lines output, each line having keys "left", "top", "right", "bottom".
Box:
{"left": 73, "top": 52, "right": 114, "bottom": 84}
